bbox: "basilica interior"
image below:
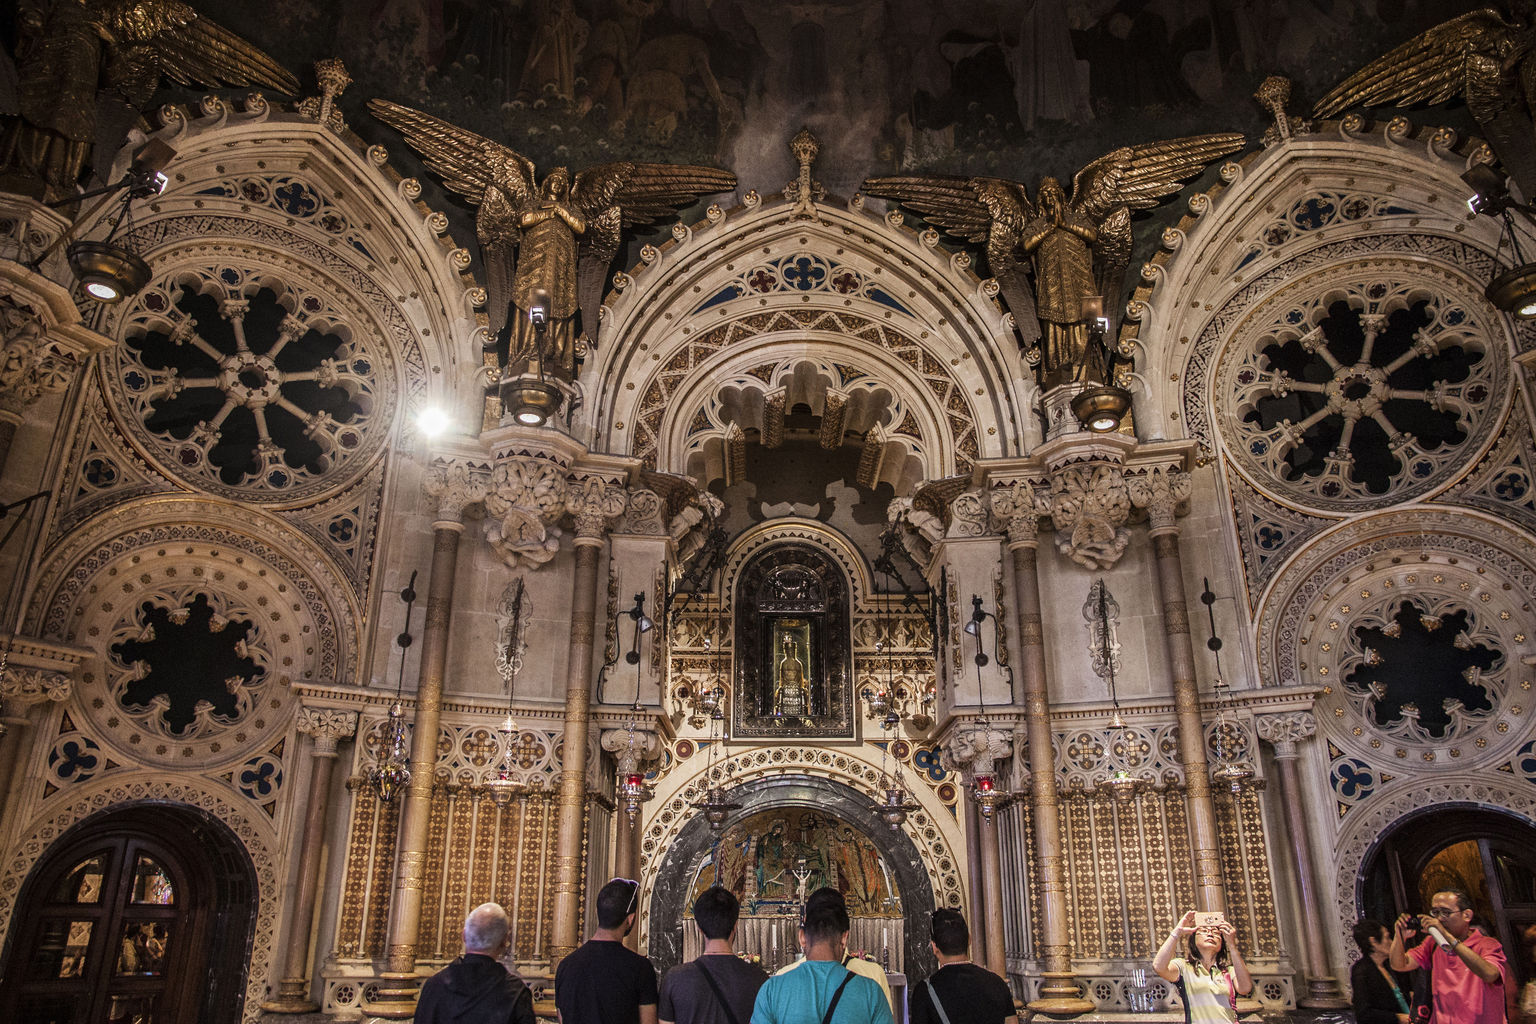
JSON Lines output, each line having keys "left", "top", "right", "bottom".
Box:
{"left": 1, "top": 2, "right": 1535, "bottom": 1023}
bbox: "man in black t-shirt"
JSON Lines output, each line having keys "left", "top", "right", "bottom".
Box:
{"left": 909, "top": 909, "right": 1018, "bottom": 1024}
{"left": 660, "top": 886, "right": 768, "bottom": 1024}
{"left": 555, "top": 877, "right": 660, "bottom": 1024}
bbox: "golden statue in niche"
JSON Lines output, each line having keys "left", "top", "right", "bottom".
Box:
{"left": 772, "top": 622, "right": 812, "bottom": 720}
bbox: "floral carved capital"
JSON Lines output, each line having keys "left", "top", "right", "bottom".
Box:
{"left": 1039, "top": 463, "right": 1131, "bottom": 570}
{"left": 1127, "top": 466, "right": 1192, "bottom": 532}
{"left": 483, "top": 456, "right": 569, "bottom": 568}
{"left": 567, "top": 476, "right": 628, "bottom": 540}
{"left": 424, "top": 460, "right": 489, "bottom": 522}
{"left": 296, "top": 706, "right": 359, "bottom": 757}
{"left": 0, "top": 666, "right": 71, "bottom": 707}
{"left": 1255, "top": 711, "right": 1317, "bottom": 759}
{"left": 0, "top": 300, "right": 82, "bottom": 418}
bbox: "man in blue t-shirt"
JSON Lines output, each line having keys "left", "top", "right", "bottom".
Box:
{"left": 751, "top": 891, "right": 892, "bottom": 1024}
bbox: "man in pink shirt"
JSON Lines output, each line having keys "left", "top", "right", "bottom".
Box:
{"left": 1389, "top": 889, "right": 1508, "bottom": 1024}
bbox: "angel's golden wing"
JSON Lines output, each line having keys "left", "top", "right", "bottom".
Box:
{"left": 860, "top": 175, "right": 1038, "bottom": 346}
{"left": 367, "top": 98, "right": 536, "bottom": 209}
{"left": 1313, "top": 8, "right": 1518, "bottom": 118}
{"left": 569, "top": 161, "right": 736, "bottom": 349}
{"left": 93, "top": 0, "right": 301, "bottom": 105}
{"left": 1068, "top": 133, "right": 1245, "bottom": 223}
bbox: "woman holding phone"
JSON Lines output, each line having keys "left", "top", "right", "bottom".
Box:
{"left": 1153, "top": 910, "right": 1254, "bottom": 1024}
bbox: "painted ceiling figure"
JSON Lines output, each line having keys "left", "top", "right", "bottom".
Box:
{"left": 862, "top": 131, "right": 1243, "bottom": 389}
{"left": 1314, "top": 3, "right": 1536, "bottom": 202}
{"left": 369, "top": 98, "right": 736, "bottom": 382}
{"left": 0, "top": 0, "right": 300, "bottom": 204}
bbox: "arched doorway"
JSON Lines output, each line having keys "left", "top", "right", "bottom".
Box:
{"left": 0, "top": 803, "right": 258, "bottom": 1024}
{"left": 648, "top": 774, "right": 939, "bottom": 981}
{"left": 1359, "top": 805, "right": 1536, "bottom": 989}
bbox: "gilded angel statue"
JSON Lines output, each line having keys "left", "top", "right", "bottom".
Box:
{"left": 1314, "top": 4, "right": 1536, "bottom": 200}
{"left": 1, "top": 0, "right": 301, "bottom": 203}
{"left": 369, "top": 99, "right": 737, "bottom": 381}
{"left": 862, "top": 132, "right": 1244, "bottom": 388}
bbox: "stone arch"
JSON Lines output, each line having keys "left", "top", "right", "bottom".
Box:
{"left": 638, "top": 744, "right": 965, "bottom": 972}
{"left": 76, "top": 98, "right": 489, "bottom": 443}
{"left": 585, "top": 190, "right": 1035, "bottom": 481}
{"left": 0, "top": 775, "right": 283, "bottom": 1024}
{"left": 1121, "top": 118, "right": 1526, "bottom": 452}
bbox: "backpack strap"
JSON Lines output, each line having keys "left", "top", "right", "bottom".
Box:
{"left": 821, "top": 970, "right": 856, "bottom": 1024}
{"left": 924, "top": 978, "right": 954, "bottom": 1024}
{"left": 695, "top": 959, "right": 742, "bottom": 1024}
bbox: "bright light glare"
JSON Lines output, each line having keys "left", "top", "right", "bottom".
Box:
{"left": 416, "top": 406, "right": 450, "bottom": 436}
{"left": 1520, "top": 300, "right": 1536, "bottom": 318}
{"left": 515, "top": 409, "right": 545, "bottom": 426}
{"left": 85, "top": 281, "right": 120, "bottom": 301}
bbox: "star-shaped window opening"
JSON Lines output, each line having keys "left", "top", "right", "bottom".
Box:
{"left": 111, "top": 594, "right": 263, "bottom": 734}
{"left": 1245, "top": 299, "right": 1479, "bottom": 493}
{"left": 1346, "top": 601, "right": 1497, "bottom": 738}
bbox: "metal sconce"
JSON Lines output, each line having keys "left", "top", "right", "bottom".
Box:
{"left": 963, "top": 595, "right": 1011, "bottom": 821}
{"left": 1462, "top": 164, "right": 1536, "bottom": 319}
{"left": 617, "top": 593, "right": 655, "bottom": 822}
{"left": 501, "top": 287, "right": 565, "bottom": 426}
{"left": 486, "top": 579, "right": 530, "bottom": 807}
{"left": 1201, "top": 579, "right": 1254, "bottom": 794}
{"left": 1070, "top": 293, "right": 1133, "bottom": 432}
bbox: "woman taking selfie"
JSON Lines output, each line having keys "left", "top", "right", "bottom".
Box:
{"left": 1153, "top": 911, "right": 1254, "bottom": 1024}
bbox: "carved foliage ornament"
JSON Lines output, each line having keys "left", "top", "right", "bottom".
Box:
{"left": 297, "top": 706, "right": 359, "bottom": 757}
{"left": 1040, "top": 464, "right": 1131, "bottom": 570}
{"left": 0, "top": 299, "right": 81, "bottom": 417}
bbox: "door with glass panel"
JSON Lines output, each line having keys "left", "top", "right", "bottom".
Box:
{"left": 3, "top": 830, "right": 204, "bottom": 1024}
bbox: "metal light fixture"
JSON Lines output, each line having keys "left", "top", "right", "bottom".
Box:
{"left": 1462, "top": 164, "right": 1536, "bottom": 319}
{"left": 689, "top": 567, "right": 739, "bottom": 832}
{"left": 1070, "top": 294, "right": 1133, "bottom": 432}
{"left": 486, "top": 579, "right": 530, "bottom": 807}
{"left": 617, "top": 592, "right": 655, "bottom": 822}
{"left": 1201, "top": 579, "right": 1254, "bottom": 794}
{"left": 502, "top": 288, "right": 565, "bottom": 425}
{"left": 964, "top": 595, "right": 1011, "bottom": 821}
{"left": 368, "top": 571, "right": 419, "bottom": 803}
{"left": 1089, "top": 579, "right": 1144, "bottom": 802}
{"left": 868, "top": 566, "right": 918, "bottom": 830}
{"left": 29, "top": 140, "right": 176, "bottom": 304}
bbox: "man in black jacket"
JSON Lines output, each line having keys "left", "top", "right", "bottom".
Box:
{"left": 417, "top": 902, "right": 536, "bottom": 1024}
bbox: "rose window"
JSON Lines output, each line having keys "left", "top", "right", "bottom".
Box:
{"left": 113, "top": 265, "right": 389, "bottom": 501}
{"left": 1218, "top": 272, "right": 1503, "bottom": 510}
{"left": 1346, "top": 600, "right": 1497, "bottom": 739}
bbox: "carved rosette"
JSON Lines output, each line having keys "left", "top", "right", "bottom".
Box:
{"left": 1127, "top": 466, "right": 1192, "bottom": 534}
{"left": 296, "top": 706, "right": 359, "bottom": 757}
{"left": 948, "top": 490, "right": 991, "bottom": 538}
{"left": 1039, "top": 463, "right": 1131, "bottom": 569}
{"left": 567, "top": 476, "right": 628, "bottom": 541}
{"left": 1254, "top": 711, "right": 1316, "bottom": 760}
{"left": 482, "top": 456, "right": 568, "bottom": 567}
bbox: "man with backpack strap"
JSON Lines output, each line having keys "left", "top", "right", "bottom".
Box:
{"left": 659, "top": 886, "right": 767, "bottom": 1024}
{"left": 909, "top": 909, "right": 1018, "bottom": 1024}
{"left": 751, "top": 888, "right": 893, "bottom": 1024}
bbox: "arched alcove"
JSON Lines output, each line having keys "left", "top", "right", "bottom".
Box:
{"left": 646, "top": 774, "right": 939, "bottom": 981}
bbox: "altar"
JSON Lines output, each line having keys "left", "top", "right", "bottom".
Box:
{"left": 681, "top": 915, "right": 907, "bottom": 976}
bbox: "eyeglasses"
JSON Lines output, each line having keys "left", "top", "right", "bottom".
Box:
{"left": 1428, "top": 907, "right": 1463, "bottom": 918}
{"left": 611, "top": 877, "right": 639, "bottom": 915}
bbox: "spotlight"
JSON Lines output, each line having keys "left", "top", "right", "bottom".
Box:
{"left": 416, "top": 405, "right": 450, "bottom": 437}
{"left": 1071, "top": 383, "right": 1134, "bottom": 432}
{"left": 1462, "top": 164, "right": 1509, "bottom": 216}
{"left": 502, "top": 378, "right": 563, "bottom": 427}
{"left": 1486, "top": 264, "right": 1536, "bottom": 319}
{"left": 1460, "top": 164, "right": 1536, "bottom": 318}
{"left": 66, "top": 241, "right": 151, "bottom": 303}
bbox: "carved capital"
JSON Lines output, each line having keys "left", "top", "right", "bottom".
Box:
{"left": 424, "top": 460, "right": 488, "bottom": 522}
{"left": 297, "top": 706, "right": 359, "bottom": 757}
{"left": 567, "top": 476, "right": 628, "bottom": 540}
{"left": 990, "top": 481, "right": 1043, "bottom": 545}
{"left": 0, "top": 666, "right": 71, "bottom": 706}
{"left": 944, "top": 727, "right": 1013, "bottom": 777}
{"left": 481, "top": 456, "right": 571, "bottom": 567}
{"left": 0, "top": 300, "right": 83, "bottom": 418}
{"left": 599, "top": 728, "right": 661, "bottom": 773}
{"left": 948, "top": 490, "right": 991, "bottom": 538}
{"left": 1039, "top": 463, "right": 1130, "bottom": 569}
{"left": 622, "top": 488, "right": 667, "bottom": 535}
{"left": 1127, "top": 466, "right": 1192, "bottom": 533}
{"left": 1255, "top": 710, "right": 1317, "bottom": 759}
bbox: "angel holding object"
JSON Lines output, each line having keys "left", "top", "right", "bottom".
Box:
{"left": 863, "top": 132, "right": 1243, "bottom": 390}
{"left": 370, "top": 99, "right": 736, "bottom": 384}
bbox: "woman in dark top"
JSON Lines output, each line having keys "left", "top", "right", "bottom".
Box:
{"left": 1351, "top": 918, "right": 1413, "bottom": 1024}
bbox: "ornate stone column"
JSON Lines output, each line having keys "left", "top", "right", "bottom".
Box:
{"left": 550, "top": 477, "right": 627, "bottom": 964}
{"left": 263, "top": 707, "right": 359, "bottom": 1013}
{"left": 1256, "top": 712, "right": 1348, "bottom": 1008}
{"left": 993, "top": 487, "right": 1095, "bottom": 1015}
{"left": 1128, "top": 467, "right": 1226, "bottom": 911}
{"left": 0, "top": 663, "right": 70, "bottom": 828}
{"left": 366, "top": 465, "right": 481, "bottom": 1019}
{"left": 600, "top": 726, "right": 657, "bottom": 950}
{"left": 0, "top": 286, "right": 110, "bottom": 477}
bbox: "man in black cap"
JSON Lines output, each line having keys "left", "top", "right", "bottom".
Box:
{"left": 417, "top": 902, "right": 535, "bottom": 1024}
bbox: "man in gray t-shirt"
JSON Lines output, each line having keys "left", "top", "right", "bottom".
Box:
{"left": 660, "top": 887, "right": 767, "bottom": 1024}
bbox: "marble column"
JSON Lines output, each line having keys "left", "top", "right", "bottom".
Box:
{"left": 963, "top": 794, "right": 988, "bottom": 970}
{"left": 0, "top": 665, "right": 70, "bottom": 830}
{"left": 550, "top": 478, "right": 627, "bottom": 965}
{"left": 263, "top": 707, "right": 359, "bottom": 1013}
{"left": 1257, "top": 712, "right": 1348, "bottom": 1008}
{"left": 997, "top": 498, "right": 1095, "bottom": 1015}
{"left": 601, "top": 726, "right": 656, "bottom": 950}
{"left": 366, "top": 473, "right": 477, "bottom": 1019}
{"left": 949, "top": 729, "right": 1011, "bottom": 978}
{"left": 1131, "top": 469, "right": 1226, "bottom": 912}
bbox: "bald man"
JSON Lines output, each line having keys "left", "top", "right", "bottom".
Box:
{"left": 417, "top": 902, "right": 535, "bottom": 1024}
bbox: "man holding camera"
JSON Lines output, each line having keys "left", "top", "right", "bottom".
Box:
{"left": 1390, "top": 889, "right": 1508, "bottom": 1024}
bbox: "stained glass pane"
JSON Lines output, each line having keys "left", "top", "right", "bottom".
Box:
{"left": 116, "top": 922, "right": 170, "bottom": 976}
{"left": 129, "top": 856, "right": 174, "bottom": 905}
{"left": 49, "top": 855, "right": 106, "bottom": 904}
{"left": 30, "top": 918, "right": 93, "bottom": 979}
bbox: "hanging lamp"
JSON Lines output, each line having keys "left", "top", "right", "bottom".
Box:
{"left": 368, "top": 571, "right": 419, "bottom": 803}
